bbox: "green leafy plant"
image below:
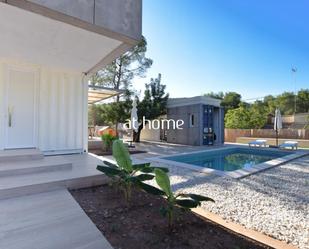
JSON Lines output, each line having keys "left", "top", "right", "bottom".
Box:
{"left": 141, "top": 168, "right": 214, "bottom": 228}
{"left": 101, "top": 133, "right": 118, "bottom": 152}
{"left": 97, "top": 140, "right": 167, "bottom": 203}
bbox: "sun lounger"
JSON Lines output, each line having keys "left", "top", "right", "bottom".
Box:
{"left": 279, "top": 141, "right": 298, "bottom": 150}
{"left": 248, "top": 139, "right": 267, "bottom": 147}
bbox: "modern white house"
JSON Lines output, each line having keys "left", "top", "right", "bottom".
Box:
{"left": 0, "top": 2, "right": 141, "bottom": 248}
{"left": 0, "top": 0, "right": 141, "bottom": 155}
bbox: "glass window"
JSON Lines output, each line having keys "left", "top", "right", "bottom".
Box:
{"left": 189, "top": 114, "right": 194, "bottom": 127}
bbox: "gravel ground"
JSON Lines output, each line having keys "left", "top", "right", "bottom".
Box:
{"left": 144, "top": 156, "right": 309, "bottom": 249}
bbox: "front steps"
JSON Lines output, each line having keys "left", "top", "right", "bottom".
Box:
{"left": 0, "top": 149, "right": 44, "bottom": 162}
{"left": 0, "top": 170, "right": 106, "bottom": 200}
{"left": 0, "top": 153, "right": 108, "bottom": 200}
{"left": 0, "top": 152, "right": 111, "bottom": 248}
{"left": 0, "top": 156, "right": 72, "bottom": 177}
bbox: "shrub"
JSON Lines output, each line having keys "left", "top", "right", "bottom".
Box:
{"left": 97, "top": 140, "right": 167, "bottom": 203}
{"left": 140, "top": 169, "right": 215, "bottom": 228}
{"left": 225, "top": 104, "right": 267, "bottom": 129}
{"left": 101, "top": 133, "right": 118, "bottom": 152}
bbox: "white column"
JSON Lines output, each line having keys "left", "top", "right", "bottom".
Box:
{"left": 81, "top": 74, "right": 89, "bottom": 153}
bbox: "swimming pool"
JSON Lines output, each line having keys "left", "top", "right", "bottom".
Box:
{"left": 149, "top": 146, "right": 307, "bottom": 178}
{"left": 163, "top": 147, "right": 292, "bottom": 172}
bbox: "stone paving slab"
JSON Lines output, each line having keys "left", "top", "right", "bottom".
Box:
{"left": 0, "top": 189, "right": 113, "bottom": 249}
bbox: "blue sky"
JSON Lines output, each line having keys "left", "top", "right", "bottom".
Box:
{"left": 134, "top": 0, "right": 309, "bottom": 101}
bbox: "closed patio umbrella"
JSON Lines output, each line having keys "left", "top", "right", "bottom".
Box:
{"left": 129, "top": 98, "right": 139, "bottom": 146}
{"left": 131, "top": 98, "right": 139, "bottom": 133}
{"left": 274, "top": 108, "right": 282, "bottom": 147}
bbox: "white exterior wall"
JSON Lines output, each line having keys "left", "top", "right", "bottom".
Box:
{"left": 0, "top": 62, "right": 5, "bottom": 149}
{"left": 140, "top": 115, "right": 167, "bottom": 142}
{"left": 140, "top": 126, "right": 161, "bottom": 142}
{"left": 0, "top": 59, "right": 86, "bottom": 154}
{"left": 38, "top": 68, "right": 85, "bottom": 153}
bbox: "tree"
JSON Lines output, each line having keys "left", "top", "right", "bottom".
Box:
{"left": 221, "top": 92, "right": 242, "bottom": 111}
{"left": 88, "top": 104, "right": 104, "bottom": 126}
{"left": 249, "top": 101, "right": 268, "bottom": 128}
{"left": 133, "top": 74, "right": 169, "bottom": 142}
{"left": 275, "top": 92, "right": 295, "bottom": 115}
{"left": 206, "top": 89, "right": 309, "bottom": 118}
{"left": 297, "top": 89, "right": 309, "bottom": 113}
{"left": 204, "top": 91, "right": 241, "bottom": 113}
{"left": 89, "top": 36, "right": 152, "bottom": 131}
{"left": 263, "top": 95, "right": 276, "bottom": 114}
{"left": 225, "top": 105, "right": 251, "bottom": 129}
{"left": 225, "top": 103, "right": 267, "bottom": 129}
{"left": 204, "top": 91, "right": 224, "bottom": 100}
{"left": 99, "top": 101, "right": 131, "bottom": 126}
{"left": 90, "top": 36, "right": 152, "bottom": 101}
{"left": 88, "top": 100, "right": 132, "bottom": 127}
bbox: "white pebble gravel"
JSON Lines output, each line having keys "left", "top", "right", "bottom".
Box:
{"left": 144, "top": 156, "right": 309, "bottom": 249}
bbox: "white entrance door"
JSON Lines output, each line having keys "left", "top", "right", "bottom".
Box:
{"left": 5, "top": 68, "right": 37, "bottom": 149}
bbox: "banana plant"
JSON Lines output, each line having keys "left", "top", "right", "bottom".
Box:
{"left": 97, "top": 140, "right": 167, "bottom": 203}
{"left": 141, "top": 168, "right": 215, "bottom": 228}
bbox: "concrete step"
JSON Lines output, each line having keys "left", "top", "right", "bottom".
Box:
{"left": 0, "top": 149, "right": 44, "bottom": 162}
{"left": 0, "top": 168, "right": 107, "bottom": 200}
{"left": 0, "top": 156, "right": 73, "bottom": 177}
{"left": 0, "top": 154, "right": 108, "bottom": 200}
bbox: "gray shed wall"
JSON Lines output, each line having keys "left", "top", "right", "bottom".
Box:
{"left": 166, "top": 104, "right": 225, "bottom": 146}
{"left": 166, "top": 104, "right": 202, "bottom": 146}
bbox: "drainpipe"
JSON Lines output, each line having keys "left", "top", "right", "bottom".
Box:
{"left": 82, "top": 73, "right": 89, "bottom": 153}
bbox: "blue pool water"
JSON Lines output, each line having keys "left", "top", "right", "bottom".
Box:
{"left": 164, "top": 148, "right": 292, "bottom": 172}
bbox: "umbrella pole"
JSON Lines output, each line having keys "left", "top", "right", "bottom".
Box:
{"left": 276, "top": 128, "right": 278, "bottom": 147}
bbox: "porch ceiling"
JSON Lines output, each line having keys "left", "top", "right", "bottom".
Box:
{"left": 88, "top": 86, "right": 123, "bottom": 104}
{"left": 0, "top": 2, "right": 128, "bottom": 74}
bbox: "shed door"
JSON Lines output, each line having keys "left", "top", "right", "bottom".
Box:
{"left": 5, "top": 68, "right": 37, "bottom": 149}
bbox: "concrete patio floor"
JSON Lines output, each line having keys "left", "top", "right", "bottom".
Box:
{"left": 1, "top": 143, "right": 307, "bottom": 249}
{"left": 0, "top": 189, "right": 113, "bottom": 249}
{"left": 0, "top": 151, "right": 111, "bottom": 249}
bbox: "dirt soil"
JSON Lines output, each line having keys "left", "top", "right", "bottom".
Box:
{"left": 70, "top": 185, "right": 271, "bottom": 249}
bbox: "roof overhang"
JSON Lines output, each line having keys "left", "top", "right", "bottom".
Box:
{"left": 0, "top": 1, "right": 139, "bottom": 75}
{"left": 88, "top": 86, "right": 124, "bottom": 104}
{"left": 167, "top": 96, "right": 222, "bottom": 108}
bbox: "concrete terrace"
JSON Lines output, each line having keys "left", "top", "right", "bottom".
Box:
{"left": 0, "top": 149, "right": 111, "bottom": 249}
{"left": 0, "top": 152, "right": 108, "bottom": 200}
{"left": 0, "top": 144, "right": 221, "bottom": 249}
{"left": 0, "top": 143, "right": 308, "bottom": 248}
